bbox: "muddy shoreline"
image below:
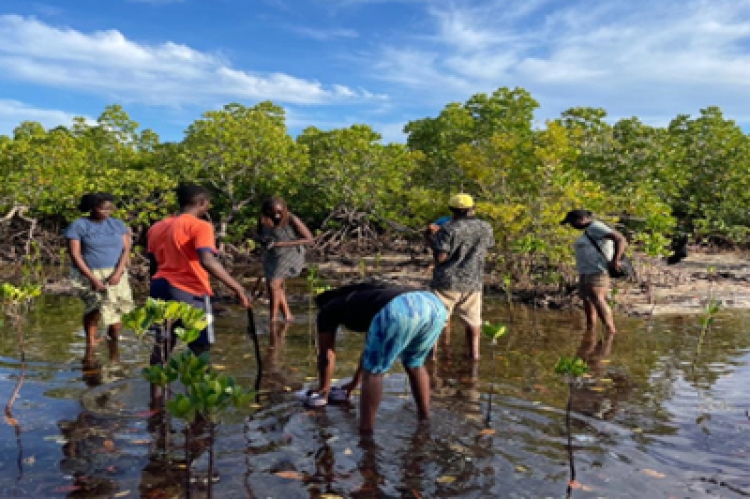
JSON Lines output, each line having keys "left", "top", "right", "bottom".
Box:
{"left": 34, "top": 249, "right": 750, "bottom": 316}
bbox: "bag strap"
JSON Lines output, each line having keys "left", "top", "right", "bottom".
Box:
{"left": 584, "top": 230, "right": 611, "bottom": 264}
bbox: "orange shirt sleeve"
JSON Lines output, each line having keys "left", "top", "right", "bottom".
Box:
{"left": 193, "top": 219, "right": 218, "bottom": 254}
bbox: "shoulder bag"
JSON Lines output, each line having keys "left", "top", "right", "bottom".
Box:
{"left": 584, "top": 231, "right": 635, "bottom": 279}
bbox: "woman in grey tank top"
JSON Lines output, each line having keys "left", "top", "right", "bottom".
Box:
{"left": 257, "top": 197, "right": 314, "bottom": 322}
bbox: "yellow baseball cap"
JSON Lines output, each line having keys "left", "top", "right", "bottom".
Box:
{"left": 449, "top": 193, "right": 475, "bottom": 209}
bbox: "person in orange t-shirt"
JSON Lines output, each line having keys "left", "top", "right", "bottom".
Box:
{"left": 147, "top": 184, "right": 251, "bottom": 360}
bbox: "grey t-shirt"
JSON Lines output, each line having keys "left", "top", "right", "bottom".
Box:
{"left": 430, "top": 217, "right": 495, "bottom": 292}
{"left": 64, "top": 217, "right": 128, "bottom": 270}
{"left": 574, "top": 220, "right": 614, "bottom": 275}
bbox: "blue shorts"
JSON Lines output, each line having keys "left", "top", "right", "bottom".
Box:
{"left": 150, "top": 278, "right": 212, "bottom": 348}
{"left": 362, "top": 291, "right": 448, "bottom": 374}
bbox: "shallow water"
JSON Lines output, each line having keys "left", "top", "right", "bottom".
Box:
{"left": 1, "top": 293, "right": 750, "bottom": 498}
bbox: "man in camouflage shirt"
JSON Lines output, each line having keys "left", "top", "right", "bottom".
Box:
{"left": 430, "top": 194, "right": 494, "bottom": 360}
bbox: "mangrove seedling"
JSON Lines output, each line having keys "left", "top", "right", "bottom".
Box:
{"left": 555, "top": 356, "right": 590, "bottom": 497}
{"left": 482, "top": 321, "right": 508, "bottom": 427}
{"left": 124, "top": 299, "right": 255, "bottom": 494}
{"left": 0, "top": 283, "right": 42, "bottom": 487}
{"left": 693, "top": 298, "right": 722, "bottom": 365}
{"left": 1, "top": 283, "right": 42, "bottom": 411}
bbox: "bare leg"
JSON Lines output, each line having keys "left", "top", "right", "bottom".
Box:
{"left": 582, "top": 298, "right": 598, "bottom": 334}
{"left": 576, "top": 327, "right": 598, "bottom": 359}
{"left": 465, "top": 324, "right": 481, "bottom": 360}
{"left": 317, "top": 332, "right": 336, "bottom": 395}
{"left": 278, "top": 281, "right": 294, "bottom": 322}
{"left": 404, "top": 365, "right": 431, "bottom": 421}
{"left": 431, "top": 322, "right": 451, "bottom": 359}
{"left": 84, "top": 310, "right": 101, "bottom": 346}
{"left": 268, "top": 278, "right": 293, "bottom": 322}
{"left": 267, "top": 279, "right": 279, "bottom": 322}
{"left": 106, "top": 328, "right": 120, "bottom": 363}
{"left": 107, "top": 323, "right": 121, "bottom": 341}
{"left": 590, "top": 286, "right": 617, "bottom": 335}
{"left": 360, "top": 371, "right": 384, "bottom": 435}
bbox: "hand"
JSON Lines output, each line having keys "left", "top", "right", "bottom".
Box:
{"left": 237, "top": 291, "right": 252, "bottom": 309}
{"left": 608, "top": 260, "right": 622, "bottom": 272}
{"left": 107, "top": 272, "right": 122, "bottom": 286}
{"left": 90, "top": 278, "right": 107, "bottom": 292}
{"left": 259, "top": 236, "right": 275, "bottom": 249}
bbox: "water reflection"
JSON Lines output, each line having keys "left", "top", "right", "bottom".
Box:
{"left": 4, "top": 295, "right": 750, "bottom": 497}
{"left": 58, "top": 341, "right": 123, "bottom": 498}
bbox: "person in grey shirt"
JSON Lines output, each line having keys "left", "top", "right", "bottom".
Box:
{"left": 430, "top": 194, "right": 494, "bottom": 360}
{"left": 560, "top": 209, "right": 628, "bottom": 337}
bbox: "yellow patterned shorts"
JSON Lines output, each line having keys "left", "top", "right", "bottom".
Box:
{"left": 578, "top": 272, "right": 610, "bottom": 299}
{"left": 70, "top": 267, "right": 134, "bottom": 326}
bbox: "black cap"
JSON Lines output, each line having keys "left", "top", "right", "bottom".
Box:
{"left": 560, "top": 209, "right": 592, "bottom": 225}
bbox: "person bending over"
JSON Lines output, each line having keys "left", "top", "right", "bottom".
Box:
{"left": 308, "top": 283, "right": 447, "bottom": 435}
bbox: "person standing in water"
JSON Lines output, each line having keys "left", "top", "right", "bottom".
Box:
{"left": 147, "top": 184, "right": 252, "bottom": 360}
{"left": 65, "top": 193, "right": 134, "bottom": 346}
{"left": 560, "top": 209, "right": 628, "bottom": 337}
{"left": 430, "top": 194, "right": 494, "bottom": 360}
{"left": 256, "top": 197, "right": 314, "bottom": 322}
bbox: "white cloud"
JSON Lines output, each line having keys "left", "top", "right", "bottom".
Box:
{"left": 0, "top": 100, "right": 92, "bottom": 135}
{"left": 289, "top": 26, "right": 359, "bottom": 40}
{"left": 368, "top": 0, "right": 750, "bottom": 123}
{"left": 0, "top": 15, "right": 384, "bottom": 107}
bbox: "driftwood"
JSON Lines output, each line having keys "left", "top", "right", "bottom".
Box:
{"left": 1, "top": 205, "right": 38, "bottom": 257}
{"left": 314, "top": 205, "right": 383, "bottom": 256}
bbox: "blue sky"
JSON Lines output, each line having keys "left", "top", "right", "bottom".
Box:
{"left": 2, "top": 0, "right": 750, "bottom": 143}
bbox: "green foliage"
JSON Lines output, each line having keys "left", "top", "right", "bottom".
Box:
{"left": 481, "top": 322, "right": 508, "bottom": 344}
{"left": 125, "top": 300, "right": 254, "bottom": 423}
{"left": 122, "top": 298, "right": 207, "bottom": 344}
{"left": 144, "top": 350, "right": 255, "bottom": 423}
{"left": 4, "top": 92, "right": 750, "bottom": 266}
{"left": 699, "top": 299, "right": 721, "bottom": 330}
{"left": 554, "top": 357, "right": 590, "bottom": 378}
{"left": 297, "top": 124, "right": 421, "bottom": 227}
{"left": 180, "top": 102, "right": 308, "bottom": 241}
{"left": 0, "top": 283, "right": 42, "bottom": 305}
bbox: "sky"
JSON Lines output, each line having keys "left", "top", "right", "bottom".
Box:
{"left": 2, "top": 0, "right": 750, "bottom": 143}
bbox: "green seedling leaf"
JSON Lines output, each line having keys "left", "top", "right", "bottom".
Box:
{"left": 554, "top": 356, "right": 590, "bottom": 377}
{"left": 481, "top": 322, "right": 508, "bottom": 343}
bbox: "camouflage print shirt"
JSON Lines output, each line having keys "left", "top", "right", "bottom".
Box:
{"left": 430, "top": 217, "right": 495, "bottom": 292}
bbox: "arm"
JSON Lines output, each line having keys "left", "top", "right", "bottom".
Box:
{"left": 68, "top": 239, "right": 106, "bottom": 291}
{"left": 271, "top": 215, "right": 314, "bottom": 248}
{"left": 432, "top": 226, "right": 451, "bottom": 265}
{"left": 434, "top": 251, "right": 448, "bottom": 265}
{"left": 603, "top": 230, "right": 628, "bottom": 269}
{"left": 198, "top": 251, "right": 252, "bottom": 308}
{"left": 340, "top": 352, "right": 364, "bottom": 397}
{"left": 107, "top": 230, "right": 132, "bottom": 286}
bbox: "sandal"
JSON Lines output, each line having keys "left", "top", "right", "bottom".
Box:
{"left": 304, "top": 391, "right": 328, "bottom": 408}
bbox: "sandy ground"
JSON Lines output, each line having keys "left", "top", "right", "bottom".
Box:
{"left": 40, "top": 249, "right": 750, "bottom": 317}
{"left": 621, "top": 251, "right": 750, "bottom": 316}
